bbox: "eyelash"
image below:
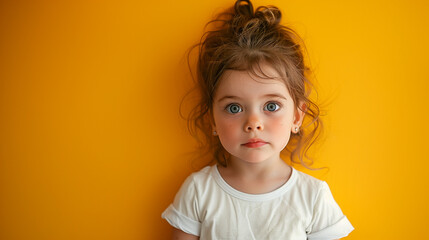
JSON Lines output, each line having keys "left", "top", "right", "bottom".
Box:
{"left": 224, "top": 102, "right": 282, "bottom": 114}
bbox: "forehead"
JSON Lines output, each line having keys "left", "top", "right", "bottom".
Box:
{"left": 215, "top": 65, "right": 290, "bottom": 99}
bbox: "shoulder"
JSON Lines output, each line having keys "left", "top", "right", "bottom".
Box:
{"left": 188, "top": 165, "right": 213, "bottom": 180}
{"left": 284, "top": 168, "right": 330, "bottom": 218}
{"left": 162, "top": 167, "right": 216, "bottom": 236}
{"left": 165, "top": 166, "right": 216, "bottom": 220}
{"left": 291, "top": 169, "right": 354, "bottom": 238}
{"left": 292, "top": 168, "right": 327, "bottom": 197}
{"left": 176, "top": 166, "right": 216, "bottom": 198}
{"left": 184, "top": 165, "right": 215, "bottom": 188}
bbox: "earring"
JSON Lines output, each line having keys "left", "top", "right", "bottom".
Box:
{"left": 213, "top": 130, "right": 217, "bottom": 136}
{"left": 295, "top": 127, "right": 299, "bottom": 133}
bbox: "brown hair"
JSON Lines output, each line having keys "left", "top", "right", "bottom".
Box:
{"left": 185, "top": 0, "right": 322, "bottom": 168}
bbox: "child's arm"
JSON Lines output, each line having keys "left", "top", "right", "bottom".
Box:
{"left": 171, "top": 227, "right": 199, "bottom": 240}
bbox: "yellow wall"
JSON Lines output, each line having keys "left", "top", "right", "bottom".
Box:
{"left": 1, "top": 0, "right": 428, "bottom": 239}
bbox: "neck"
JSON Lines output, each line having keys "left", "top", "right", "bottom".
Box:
{"left": 217, "top": 155, "right": 292, "bottom": 194}
{"left": 225, "top": 155, "right": 289, "bottom": 180}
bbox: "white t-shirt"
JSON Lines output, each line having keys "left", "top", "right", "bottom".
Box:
{"left": 162, "top": 165, "right": 354, "bottom": 240}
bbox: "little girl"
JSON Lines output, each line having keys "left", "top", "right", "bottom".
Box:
{"left": 162, "top": 0, "right": 354, "bottom": 239}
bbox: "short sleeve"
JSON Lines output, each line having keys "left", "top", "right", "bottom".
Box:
{"left": 306, "top": 182, "right": 354, "bottom": 240}
{"left": 161, "top": 175, "right": 201, "bottom": 236}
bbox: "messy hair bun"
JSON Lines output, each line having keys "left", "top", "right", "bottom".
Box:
{"left": 186, "top": 0, "right": 322, "bottom": 168}
{"left": 235, "top": 0, "right": 281, "bottom": 26}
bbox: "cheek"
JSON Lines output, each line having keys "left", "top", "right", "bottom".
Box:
{"left": 214, "top": 116, "right": 242, "bottom": 150}
{"left": 270, "top": 114, "right": 293, "bottom": 130}
{"left": 215, "top": 124, "right": 236, "bottom": 153}
{"left": 268, "top": 115, "right": 293, "bottom": 147}
{"left": 216, "top": 118, "right": 239, "bottom": 137}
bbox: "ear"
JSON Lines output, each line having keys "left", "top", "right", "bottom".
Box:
{"left": 292, "top": 102, "right": 306, "bottom": 133}
{"left": 209, "top": 111, "right": 218, "bottom": 136}
{"left": 212, "top": 123, "right": 217, "bottom": 136}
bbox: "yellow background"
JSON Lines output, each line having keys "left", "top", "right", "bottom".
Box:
{"left": 1, "top": 0, "right": 428, "bottom": 239}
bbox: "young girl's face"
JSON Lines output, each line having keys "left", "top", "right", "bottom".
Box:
{"left": 212, "top": 64, "right": 303, "bottom": 165}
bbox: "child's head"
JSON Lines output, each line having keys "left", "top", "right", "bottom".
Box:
{"left": 188, "top": 0, "right": 322, "bottom": 167}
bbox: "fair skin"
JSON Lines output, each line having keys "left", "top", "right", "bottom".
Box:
{"left": 171, "top": 228, "right": 199, "bottom": 240}
{"left": 212, "top": 66, "right": 302, "bottom": 195}
{"left": 171, "top": 64, "right": 340, "bottom": 239}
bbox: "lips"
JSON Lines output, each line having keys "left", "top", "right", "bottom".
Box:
{"left": 242, "top": 139, "right": 267, "bottom": 148}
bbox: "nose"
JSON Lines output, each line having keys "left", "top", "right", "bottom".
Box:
{"left": 244, "top": 113, "right": 264, "bottom": 132}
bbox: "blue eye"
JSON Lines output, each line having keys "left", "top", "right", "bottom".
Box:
{"left": 264, "top": 102, "right": 280, "bottom": 112}
{"left": 226, "top": 104, "right": 242, "bottom": 114}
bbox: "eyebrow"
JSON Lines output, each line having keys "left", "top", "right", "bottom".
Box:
{"left": 217, "top": 94, "right": 287, "bottom": 102}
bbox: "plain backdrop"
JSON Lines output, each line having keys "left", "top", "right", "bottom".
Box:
{"left": 1, "top": 0, "right": 428, "bottom": 239}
